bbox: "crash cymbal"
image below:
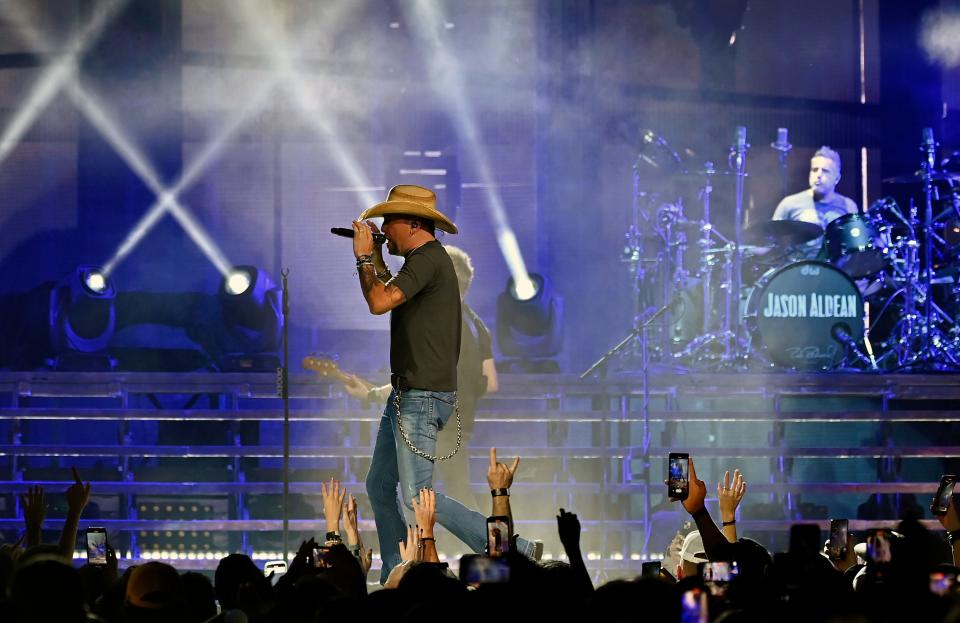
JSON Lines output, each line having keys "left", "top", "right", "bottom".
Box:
{"left": 743, "top": 220, "right": 823, "bottom": 246}
{"left": 882, "top": 171, "right": 960, "bottom": 184}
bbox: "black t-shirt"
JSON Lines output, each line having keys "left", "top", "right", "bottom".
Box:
{"left": 390, "top": 240, "right": 461, "bottom": 391}
{"left": 457, "top": 303, "right": 493, "bottom": 416}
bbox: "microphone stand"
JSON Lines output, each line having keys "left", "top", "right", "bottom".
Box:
{"left": 729, "top": 127, "right": 749, "bottom": 364}
{"left": 279, "top": 268, "right": 291, "bottom": 561}
{"left": 921, "top": 129, "right": 937, "bottom": 357}
{"left": 580, "top": 297, "right": 681, "bottom": 557}
{"left": 771, "top": 128, "right": 792, "bottom": 199}
{"left": 580, "top": 297, "right": 682, "bottom": 380}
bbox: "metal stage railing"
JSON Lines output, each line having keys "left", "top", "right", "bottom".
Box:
{"left": 0, "top": 370, "right": 958, "bottom": 575}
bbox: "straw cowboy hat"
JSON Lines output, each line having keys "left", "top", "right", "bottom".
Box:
{"left": 359, "top": 184, "right": 458, "bottom": 234}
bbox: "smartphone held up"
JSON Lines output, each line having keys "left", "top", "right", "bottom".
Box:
{"left": 486, "top": 516, "right": 511, "bottom": 557}
{"left": 85, "top": 527, "right": 108, "bottom": 566}
{"left": 828, "top": 519, "right": 848, "bottom": 559}
{"left": 641, "top": 561, "right": 662, "bottom": 578}
{"left": 931, "top": 475, "right": 958, "bottom": 516}
{"left": 460, "top": 554, "right": 510, "bottom": 586}
{"left": 668, "top": 453, "right": 690, "bottom": 501}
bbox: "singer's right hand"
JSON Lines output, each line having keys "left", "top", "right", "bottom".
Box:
{"left": 352, "top": 220, "right": 374, "bottom": 258}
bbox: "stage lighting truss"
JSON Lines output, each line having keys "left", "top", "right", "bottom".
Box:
{"left": 496, "top": 273, "right": 564, "bottom": 361}
{"left": 49, "top": 265, "right": 117, "bottom": 355}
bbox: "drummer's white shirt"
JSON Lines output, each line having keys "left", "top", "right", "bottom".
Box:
{"left": 773, "top": 188, "right": 859, "bottom": 255}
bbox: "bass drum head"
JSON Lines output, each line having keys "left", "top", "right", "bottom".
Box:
{"left": 747, "top": 260, "right": 864, "bottom": 370}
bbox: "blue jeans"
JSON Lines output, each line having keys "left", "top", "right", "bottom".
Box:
{"left": 365, "top": 388, "right": 533, "bottom": 583}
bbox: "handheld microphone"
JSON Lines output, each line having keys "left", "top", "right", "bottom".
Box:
{"left": 331, "top": 227, "right": 386, "bottom": 245}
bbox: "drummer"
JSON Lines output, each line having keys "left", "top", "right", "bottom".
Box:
{"left": 772, "top": 146, "right": 858, "bottom": 258}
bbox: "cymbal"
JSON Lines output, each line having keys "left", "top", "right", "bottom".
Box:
{"left": 743, "top": 220, "right": 823, "bottom": 246}
{"left": 882, "top": 171, "right": 959, "bottom": 184}
{"left": 671, "top": 169, "right": 741, "bottom": 179}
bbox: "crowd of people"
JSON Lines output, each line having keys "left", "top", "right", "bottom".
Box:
{"left": 2, "top": 456, "right": 960, "bottom": 622}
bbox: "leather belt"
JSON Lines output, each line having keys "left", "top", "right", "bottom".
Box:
{"left": 390, "top": 374, "right": 410, "bottom": 391}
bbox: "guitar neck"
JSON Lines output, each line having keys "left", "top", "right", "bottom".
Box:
{"left": 302, "top": 357, "right": 365, "bottom": 386}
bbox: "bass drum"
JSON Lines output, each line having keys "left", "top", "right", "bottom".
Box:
{"left": 745, "top": 260, "right": 864, "bottom": 370}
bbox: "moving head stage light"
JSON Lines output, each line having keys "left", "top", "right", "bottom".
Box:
{"left": 49, "top": 265, "right": 117, "bottom": 369}
{"left": 496, "top": 273, "right": 563, "bottom": 372}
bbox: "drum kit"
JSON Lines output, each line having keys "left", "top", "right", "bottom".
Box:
{"left": 621, "top": 127, "right": 960, "bottom": 372}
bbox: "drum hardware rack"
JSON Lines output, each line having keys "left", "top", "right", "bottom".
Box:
{"left": 605, "top": 125, "right": 960, "bottom": 375}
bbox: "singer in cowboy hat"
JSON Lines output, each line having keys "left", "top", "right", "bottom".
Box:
{"left": 350, "top": 184, "right": 539, "bottom": 583}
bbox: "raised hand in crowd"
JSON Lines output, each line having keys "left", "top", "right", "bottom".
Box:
{"left": 343, "top": 493, "right": 374, "bottom": 576}
{"left": 557, "top": 507, "right": 593, "bottom": 593}
{"left": 487, "top": 447, "right": 520, "bottom": 526}
{"left": 278, "top": 537, "right": 321, "bottom": 590}
{"left": 60, "top": 467, "right": 91, "bottom": 559}
{"left": 936, "top": 486, "right": 960, "bottom": 566}
{"left": 677, "top": 457, "right": 726, "bottom": 561}
{"left": 825, "top": 533, "right": 858, "bottom": 573}
{"left": 104, "top": 542, "right": 119, "bottom": 583}
{"left": 557, "top": 507, "right": 581, "bottom": 553}
{"left": 486, "top": 447, "right": 520, "bottom": 490}
{"left": 20, "top": 484, "right": 46, "bottom": 548}
{"left": 65, "top": 466, "right": 91, "bottom": 512}
{"left": 320, "top": 477, "right": 347, "bottom": 536}
{"left": 717, "top": 468, "right": 746, "bottom": 542}
{"left": 343, "top": 492, "right": 360, "bottom": 545}
{"left": 384, "top": 560, "right": 414, "bottom": 589}
{"left": 359, "top": 544, "right": 374, "bottom": 578}
{"left": 412, "top": 488, "right": 439, "bottom": 563}
{"left": 681, "top": 457, "right": 708, "bottom": 515}
{"left": 399, "top": 524, "right": 421, "bottom": 563}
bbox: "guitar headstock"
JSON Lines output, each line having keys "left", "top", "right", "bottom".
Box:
{"left": 302, "top": 355, "right": 340, "bottom": 377}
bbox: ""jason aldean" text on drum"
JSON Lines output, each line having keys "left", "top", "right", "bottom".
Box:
{"left": 762, "top": 292, "right": 859, "bottom": 319}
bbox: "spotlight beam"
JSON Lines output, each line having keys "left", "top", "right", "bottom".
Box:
{"left": 8, "top": 8, "right": 236, "bottom": 278}
{"left": 236, "top": 0, "right": 379, "bottom": 209}
{"left": 103, "top": 0, "right": 362, "bottom": 276}
{"left": 175, "top": 0, "right": 359, "bottom": 197}
{"left": 404, "top": 1, "right": 536, "bottom": 294}
{"left": 0, "top": 0, "right": 125, "bottom": 167}
{"left": 68, "top": 75, "right": 235, "bottom": 276}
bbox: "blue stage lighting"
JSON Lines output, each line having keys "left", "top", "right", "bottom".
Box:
{"left": 50, "top": 265, "right": 117, "bottom": 355}
{"left": 224, "top": 269, "right": 252, "bottom": 296}
{"left": 496, "top": 273, "right": 564, "bottom": 364}
{"left": 83, "top": 269, "right": 108, "bottom": 294}
{"left": 218, "top": 266, "right": 283, "bottom": 361}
